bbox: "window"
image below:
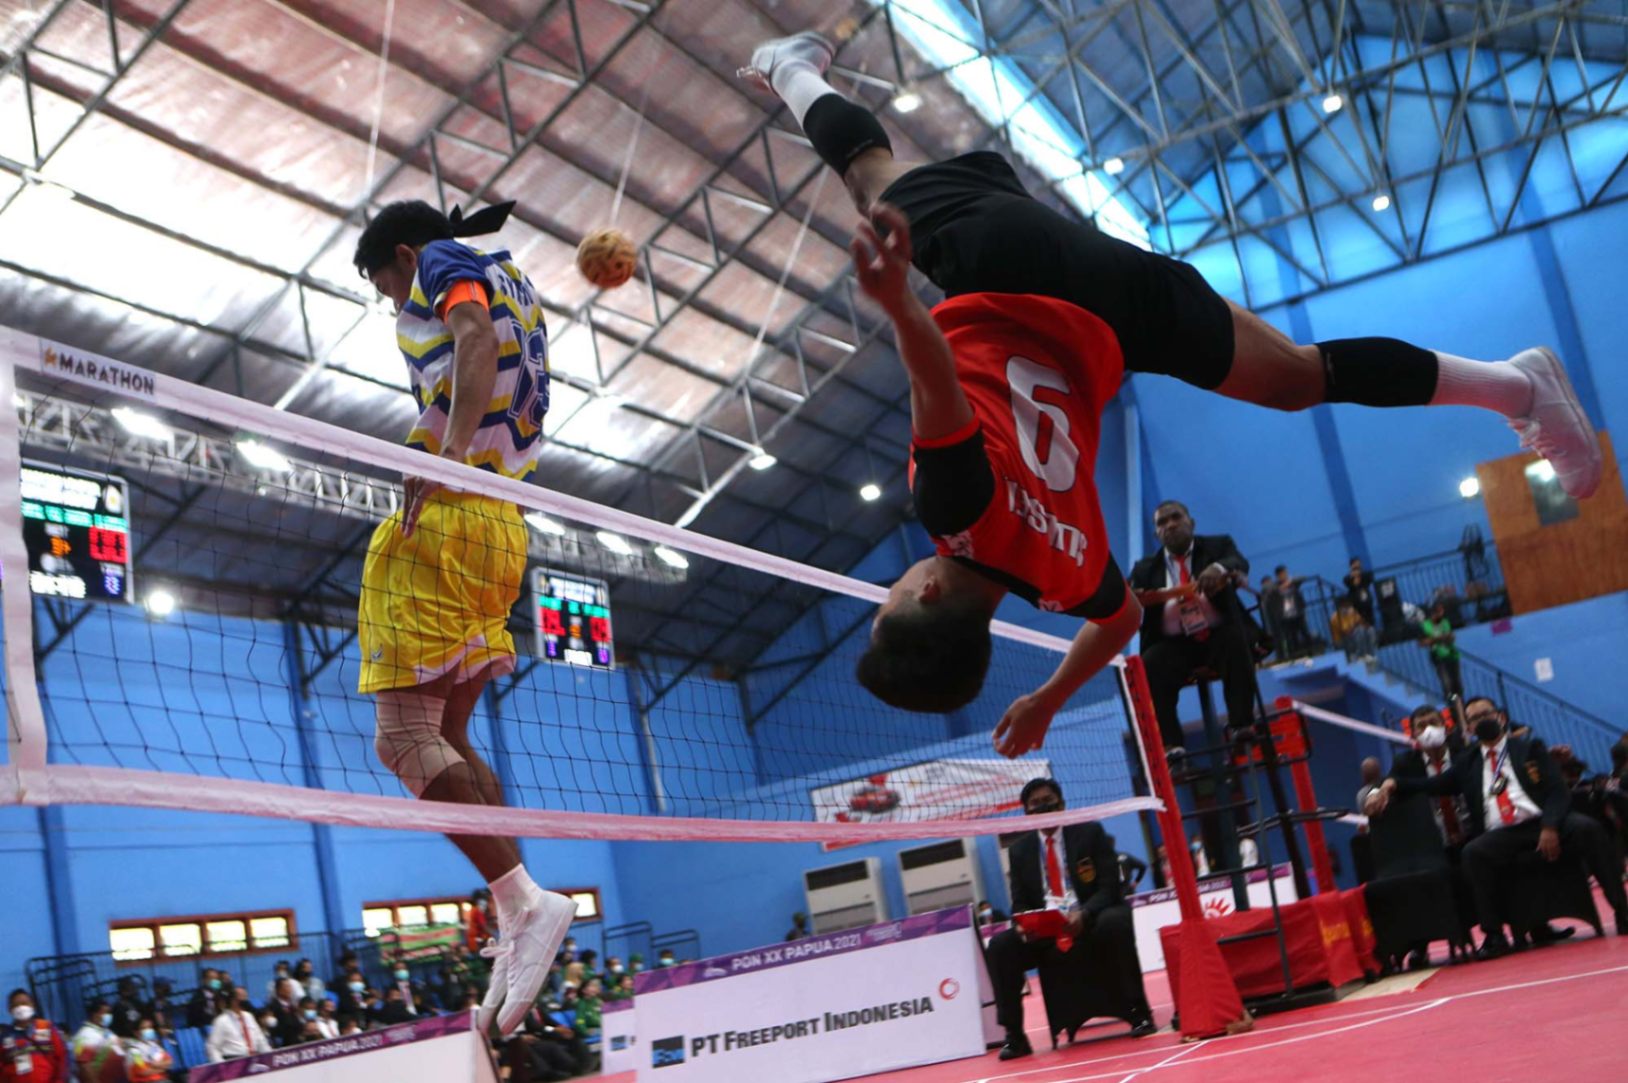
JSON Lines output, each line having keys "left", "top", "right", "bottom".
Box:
{"left": 362, "top": 897, "right": 471, "bottom": 938}
{"left": 557, "top": 888, "right": 601, "bottom": 922}
{"left": 109, "top": 910, "right": 295, "bottom": 963}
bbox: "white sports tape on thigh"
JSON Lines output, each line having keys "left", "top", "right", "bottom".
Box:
{"left": 375, "top": 689, "right": 463, "bottom": 797}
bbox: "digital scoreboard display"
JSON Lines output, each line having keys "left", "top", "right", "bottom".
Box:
{"left": 532, "top": 568, "right": 613, "bottom": 669}
{"left": 19, "top": 462, "right": 133, "bottom": 602}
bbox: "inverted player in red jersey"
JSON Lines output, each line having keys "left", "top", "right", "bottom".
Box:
{"left": 740, "top": 32, "right": 1602, "bottom": 757}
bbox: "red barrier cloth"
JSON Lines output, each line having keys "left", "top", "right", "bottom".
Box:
{"left": 1160, "top": 895, "right": 1365, "bottom": 999}
{"left": 1340, "top": 887, "right": 1381, "bottom": 976}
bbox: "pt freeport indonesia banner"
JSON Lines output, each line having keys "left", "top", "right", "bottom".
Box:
{"left": 632, "top": 908, "right": 989, "bottom": 1083}
{"left": 810, "top": 757, "right": 1053, "bottom": 825}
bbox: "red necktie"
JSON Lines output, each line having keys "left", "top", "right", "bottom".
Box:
{"left": 1488, "top": 749, "right": 1517, "bottom": 825}
{"left": 1437, "top": 795, "right": 1463, "bottom": 844}
{"left": 1044, "top": 831, "right": 1064, "bottom": 899}
{"left": 1176, "top": 556, "right": 1209, "bottom": 641}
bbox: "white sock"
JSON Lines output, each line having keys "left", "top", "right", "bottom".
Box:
{"left": 772, "top": 60, "right": 840, "bottom": 127}
{"left": 489, "top": 864, "right": 541, "bottom": 927}
{"left": 1429, "top": 352, "right": 1534, "bottom": 417}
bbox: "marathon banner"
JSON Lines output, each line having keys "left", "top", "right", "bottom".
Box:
{"left": 810, "top": 757, "right": 1051, "bottom": 828}
{"left": 634, "top": 908, "right": 987, "bottom": 1083}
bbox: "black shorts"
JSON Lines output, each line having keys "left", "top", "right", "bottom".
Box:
{"left": 880, "top": 152, "right": 1236, "bottom": 389}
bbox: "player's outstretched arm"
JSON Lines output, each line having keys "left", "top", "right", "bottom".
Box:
{"left": 850, "top": 203, "right": 973, "bottom": 442}
{"left": 993, "top": 593, "right": 1143, "bottom": 759}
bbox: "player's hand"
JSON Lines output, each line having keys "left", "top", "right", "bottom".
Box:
{"left": 850, "top": 203, "right": 914, "bottom": 313}
{"left": 400, "top": 475, "right": 444, "bottom": 539}
{"left": 993, "top": 692, "right": 1057, "bottom": 758}
{"left": 1537, "top": 825, "right": 1561, "bottom": 862}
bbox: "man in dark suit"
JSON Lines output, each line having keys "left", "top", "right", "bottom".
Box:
{"left": 1127, "top": 500, "right": 1254, "bottom": 753}
{"left": 1374, "top": 696, "right": 1628, "bottom": 957}
{"left": 984, "top": 779, "right": 1154, "bottom": 1060}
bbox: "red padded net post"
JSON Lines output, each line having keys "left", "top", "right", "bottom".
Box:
{"left": 1274, "top": 697, "right": 1338, "bottom": 894}
{"left": 1122, "top": 655, "right": 1251, "bottom": 1040}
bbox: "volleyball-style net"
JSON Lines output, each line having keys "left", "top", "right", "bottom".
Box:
{"left": 0, "top": 328, "right": 1156, "bottom": 843}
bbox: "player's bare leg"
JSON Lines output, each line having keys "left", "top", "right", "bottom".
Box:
{"left": 376, "top": 667, "right": 577, "bottom": 1036}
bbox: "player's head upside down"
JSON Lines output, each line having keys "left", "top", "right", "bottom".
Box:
{"left": 856, "top": 559, "right": 996, "bottom": 713}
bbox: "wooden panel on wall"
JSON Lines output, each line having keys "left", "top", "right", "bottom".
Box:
{"left": 1477, "top": 432, "right": 1628, "bottom": 614}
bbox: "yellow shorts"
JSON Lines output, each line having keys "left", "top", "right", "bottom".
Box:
{"left": 357, "top": 491, "right": 526, "bottom": 695}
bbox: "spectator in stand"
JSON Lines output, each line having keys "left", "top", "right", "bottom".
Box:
{"left": 1273, "top": 566, "right": 1311, "bottom": 658}
{"left": 785, "top": 913, "right": 809, "bottom": 941}
{"left": 656, "top": 949, "right": 676, "bottom": 968}
{"left": 311, "top": 998, "right": 340, "bottom": 1041}
{"left": 1254, "top": 574, "right": 1281, "bottom": 655}
{"left": 293, "top": 959, "right": 324, "bottom": 1002}
{"left": 1329, "top": 596, "right": 1378, "bottom": 662}
{"left": 467, "top": 888, "right": 493, "bottom": 952}
{"left": 109, "top": 978, "right": 144, "bottom": 1039}
{"left": 338, "top": 969, "right": 369, "bottom": 1016}
{"left": 1343, "top": 557, "right": 1377, "bottom": 626}
{"left": 603, "top": 956, "right": 625, "bottom": 981}
{"left": 974, "top": 900, "right": 1007, "bottom": 925}
{"left": 376, "top": 988, "right": 412, "bottom": 1026}
{"left": 120, "top": 1017, "right": 172, "bottom": 1083}
{"left": 1153, "top": 845, "right": 1172, "bottom": 888}
{"left": 387, "top": 962, "right": 417, "bottom": 1017}
{"left": 266, "top": 979, "right": 303, "bottom": 1047}
{"left": 266, "top": 962, "right": 304, "bottom": 1004}
{"left": 538, "top": 960, "right": 565, "bottom": 1009}
{"left": 4, "top": 989, "right": 69, "bottom": 1083}
{"left": 336, "top": 1016, "right": 363, "bottom": 1038}
{"left": 1117, "top": 850, "right": 1149, "bottom": 892}
{"left": 561, "top": 962, "right": 584, "bottom": 991}
{"left": 574, "top": 978, "right": 603, "bottom": 1042}
{"left": 186, "top": 969, "right": 224, "bottom": 1030}
{"left": 1419, "top": 601, "right": 1464, "bottom": 701}
{"left": 206, "top": 991, "right": 270, "bottom": 1063}
{"left": 70, "top": 1000, "right": 119, "bottom": 1080}
{"left": 331, "top": 951, "right": 360, "bottom": 998}
{"left": 577, "top": 950, "right": 598, "bottom": 982}
{"left": 605, "top": 974, "right": 636, "bottom": 1003}
{"left": 627, "top": 954, "right": 645, "bottom": 974}
{"left": 363, "top": 989, "right": 388, "bottom": 1027}
{"left": 141, "top": 979, "right": 175, "bottom": 1038}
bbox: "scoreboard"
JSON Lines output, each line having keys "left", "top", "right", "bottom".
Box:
{"left": 19, "top": 462, "right": 133, "bottom": 602}
{"left": 532, "top": 568, "right": 614, "bottom": 669}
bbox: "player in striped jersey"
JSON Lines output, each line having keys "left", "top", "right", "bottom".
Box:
{"left": 353, "top": 200, "right": 576, "bottom": 1038}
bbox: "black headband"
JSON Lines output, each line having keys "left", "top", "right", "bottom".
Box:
{"left": 449, "top": 201, "right": 517, "bottom": 238}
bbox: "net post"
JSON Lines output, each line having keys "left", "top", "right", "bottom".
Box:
{"left": 0, "top": 346, "right": 51, "bottom": 792}
{"left": 1121, "top": 654, "right": 1251, "bottom": 1039}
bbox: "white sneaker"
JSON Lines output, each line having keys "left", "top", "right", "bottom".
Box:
{"left": 1507, "top": 347, "right": 1602, "bottom": 499}
{"left": 495, "top": 891, "right": 579, "bottom": 1037}
{"left": 475, "top": 936, "right": 511, "bottom": 1033}
{"left": 738, "top": 31, "right": 834, "bottom": 93}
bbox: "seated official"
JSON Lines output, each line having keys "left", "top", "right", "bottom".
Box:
{"left": 986, "top": 778, "right": 1154, "bottom": 1061}
{"left": 1128, "top": 501, "right": 1255, "bottom": 756}
{"left": 1374, "top": 697, "right": 1628, "bottom": 957}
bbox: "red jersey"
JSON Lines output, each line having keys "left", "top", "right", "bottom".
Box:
{"left": 1, "top": 1020, "right": 69, "bottom": 1083}
{"left": 909, "top": 292, "right": 1127, "bottom": 619}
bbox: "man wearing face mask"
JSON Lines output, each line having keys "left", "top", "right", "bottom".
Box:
{"left": 388, "top": 961, "right": 418, "bottom": 1018}
{"left": 185, "top": 970, "right": 224, "bottom": 1030}
{"left": 119, "top": 1017, "right": 172, "bottom": 1083}
{"left": 1375, "top": 697, "right": 1628, "bottom": 957}
{"left": 983, "top": 779, "right": 1154, "bottom": 1061}
{"left": 3, "top": 990, "right": 69, "bottom": 1083}
{"left": 266, "top": 978, "right": 304, "bottom": 1048}
{"left": 69, "top": 1002, "right": 121, "bottom": 1083}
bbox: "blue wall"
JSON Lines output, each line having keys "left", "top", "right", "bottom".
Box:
{"left": 1453, "top": 591, "right": 1628, "bottom": 724}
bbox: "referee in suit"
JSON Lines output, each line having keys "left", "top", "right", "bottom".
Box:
{"left": 1127, "top": 500, "right": 1255, "bottom": 753}
{"left": 1374, "top": 697, "right": 1628, "bottom": 957}
{"left": 984, "top": 779, "right": 1154, "bottom": 1060}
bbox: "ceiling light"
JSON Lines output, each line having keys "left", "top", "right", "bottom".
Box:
{"left": 1103, "top": 157, "right": 1125, "bottom": 176}
{"left": 1321, "top": 93, "right": 1344, "bottom": 114}
{"left": 1371, "top": 193, "right": 1391, "bottom": 212}
{"left": 748, "top": 451, "right": 777, "bottom": 471}
{"left": 891, "top": 90, "right": 922, "bottom": 114}
{"left": 112, "top": 406, "right": 172, "bottom": 441}
{"left": 596, "top": 531, "right": 634, "bottom": 556}
{"left": 237, "top": 439, "right": 292, "bottom": 473}
{"left": 652, "top": 545, "right": 690, "bottom": 569}
{"left": 859, "top": 482, "right": 882, "bottom": 502}
{"left": 524, "top": 512, "right": 567, "bottom": 536}
{"left": 1458, "top": 476, "right": 1481, "bottom": 499}
{"left": 145, "top": 588, "right": 177, "bottom": 619}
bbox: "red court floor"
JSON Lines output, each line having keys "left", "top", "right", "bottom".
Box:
{"left": 606, "top": 918, "right": 1627, "bottom": 1083}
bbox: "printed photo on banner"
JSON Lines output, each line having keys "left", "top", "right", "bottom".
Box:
{"left": 810, "top": 758, "right": 1051, "bottom": 836}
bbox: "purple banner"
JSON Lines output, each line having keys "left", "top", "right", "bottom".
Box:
{"left": 1127, "top": 863, "right": 1292, "bottom": 909}
{"left": 602, "top": 996, "right": 634, "bottom": 1015}
{"left": 187, "top": 1011, "right": 473, "bottom": 1082}
{"left": 635, "top": 907, "right": 974, "bottom": 994}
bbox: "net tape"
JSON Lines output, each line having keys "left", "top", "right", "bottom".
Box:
{"left": 0, "top": 329, "right": 1157, "bottom": 842}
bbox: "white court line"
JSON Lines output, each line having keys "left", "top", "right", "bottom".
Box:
{"left": 1109, "top": 1042, "right": 1202, "bottom": 1083}
{"left": 949, "top": 962, "right": 1628, "bottom": 1083}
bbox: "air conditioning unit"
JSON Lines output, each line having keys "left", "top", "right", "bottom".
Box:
{"left": 898, "top": 838, "right": 984, "bottom": 916}
{"left": 804, "top": 858, "right": 887, "bottom": 933}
